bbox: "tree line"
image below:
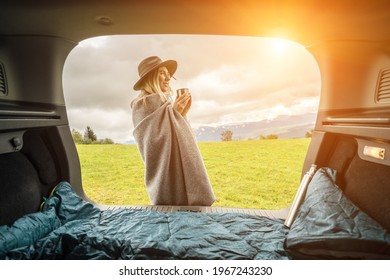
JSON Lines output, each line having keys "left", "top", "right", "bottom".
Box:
{"left": 72, "top": 126, "right": 313, "bottom": 143}
{"left": 220, "top": 129, "right": 313, "bottom": 141}
{"left": 72, "top": 126, "right": 114, "bottom": 144}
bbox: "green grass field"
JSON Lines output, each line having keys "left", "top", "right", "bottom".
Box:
{"left": 76, "top": 138, "right": 311, "bottom": 209}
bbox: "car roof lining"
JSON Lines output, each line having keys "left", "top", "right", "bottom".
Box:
{"left": 1, "top": 0, "right": 390, "bottom": 46}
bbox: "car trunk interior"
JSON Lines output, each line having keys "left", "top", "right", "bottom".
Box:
{"left": 0, "top": 36, "right": 84, "bottom": 225}
{"left": 302, "top": 41, "right": 390, "bottom": 230}
{"left": 1, "top": 2, "right": 390, "bottom": 235}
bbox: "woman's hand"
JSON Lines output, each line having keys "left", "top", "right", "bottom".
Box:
{"left": 173, "top": 92, "right": 192, "bottom": 117}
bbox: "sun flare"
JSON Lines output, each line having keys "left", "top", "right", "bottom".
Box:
{"left": 270, "top": 38, "right": 293, "bottom": 56}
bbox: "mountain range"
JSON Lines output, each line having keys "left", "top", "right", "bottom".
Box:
{"left": 194, "top": 112, "right": 317, "bottom": 142}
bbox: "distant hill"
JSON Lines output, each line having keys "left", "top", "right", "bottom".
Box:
{"left": 195, "top": 112, "right": 316, "bottom": 142}
{"left": 124, "top": 139, "right": 136, "bottom": 145}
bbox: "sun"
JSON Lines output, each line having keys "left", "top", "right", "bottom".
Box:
{"left": 270, "top": 38, "right": 292, "bottom": 55}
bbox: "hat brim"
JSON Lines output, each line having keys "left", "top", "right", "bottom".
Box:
{"left": 133, "top": 60, "right": 177, "bottom": 90}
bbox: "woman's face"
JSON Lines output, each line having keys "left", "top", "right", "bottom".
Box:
{"left": 157, "top": 66, "right": 171, "bottom": 93}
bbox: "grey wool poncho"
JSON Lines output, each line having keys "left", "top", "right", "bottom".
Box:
{"left": 131, "top": 93, "right": 215, "bottom": 206}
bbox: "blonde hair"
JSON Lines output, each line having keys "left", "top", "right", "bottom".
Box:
{"left": 138, "top": 67, "right": 173, "bottom": 109}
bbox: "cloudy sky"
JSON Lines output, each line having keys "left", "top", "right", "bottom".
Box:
{"left": 62, "top": 35, "right": 321, "bottom": 143}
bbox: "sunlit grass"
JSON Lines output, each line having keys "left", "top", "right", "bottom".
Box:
{"left": 76, "top": 138, "right": 310, "bottom": 209}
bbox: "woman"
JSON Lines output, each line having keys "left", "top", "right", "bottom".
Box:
{"left": 131, "top": 56, "right": 215, "bottom": 206}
